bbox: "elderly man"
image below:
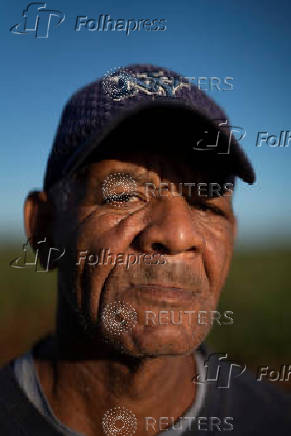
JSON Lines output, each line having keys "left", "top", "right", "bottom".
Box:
{"left": 0, "top": 64, "right": 290, "bottom": 435}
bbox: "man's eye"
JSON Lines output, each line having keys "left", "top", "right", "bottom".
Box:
{"left": 103, "top": 193, "right": 141, "bottom": 204}
{"left": 196, "top": 202, "right": 225, "bottom": 217}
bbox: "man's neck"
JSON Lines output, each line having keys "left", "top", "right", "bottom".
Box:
{"left": 34, "top": 334, "right": 197, "bottom": 436}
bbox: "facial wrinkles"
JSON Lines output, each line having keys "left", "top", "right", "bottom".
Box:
{"left": 202, "top": 221, "right": 232, "bottom": 295}
{"left": 59, "top": 173, "right": 150, "bottom": 272}
{"left": 57, "top": 213, "right": 231, "bottom": 352}
{"left": 55, "top": 175, "right": 143, "bottom": 251}
{"left": 89, "top": 209, "right": 208, "bottom": 319}
{"left": 75, "top": 206, "right": 152, "bottom": 318}
{"left": 96, "top": 169, "right": 209, "bottom": 282}
{"left": 59, "top": 156, "right": 232, "bottom": 300}
{"left": 75, "top": 207, "right": 204, "bottom": 325}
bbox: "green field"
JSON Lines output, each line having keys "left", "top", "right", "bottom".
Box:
{"left": 1, "top": 244, "right": 291, "bottom": 390}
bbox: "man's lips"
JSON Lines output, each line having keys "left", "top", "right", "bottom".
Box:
{"left": 128, "top": 283, "right": 201, "bottom": 306}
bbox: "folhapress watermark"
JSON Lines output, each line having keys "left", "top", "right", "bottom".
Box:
{"left": 9, "top": 238, "right": 65, "bottom": 272}
{"left": 10, "top": 3, "right": 166, "bottom": 39}
{"left": 75, "top": 16, "right": 166, "bottom": 35}
{"left": 9, "top": 242, "right": 167, "bottom": 272}
{"left": 256, "top": 130, "right": 291, "bottom": 148}
{"left": 76, "top": 249, "right": 167, "bottom": 269}
{"left": 256, "top": 365, "right": 291, "bottom": 382}
{"left": 192, "top": 353, "right": 246, "bottom": 389}
{"left": 10, "top": 2, "right": 65, "bottom": 38}
{"left": 193, "top": 120, "right": 246, "bottom": 155}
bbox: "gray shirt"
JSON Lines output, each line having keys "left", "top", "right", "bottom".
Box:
{"left": 14, "top": 350, "right": 206, "bottom": 436}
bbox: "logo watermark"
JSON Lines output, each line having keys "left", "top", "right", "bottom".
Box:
{"left": 102, "top": 407, "right": 137, "bottom": 436}
{"left": 10, "top": 2, "right": 65, "bottom": 38}
{"left": 101, "top": 172, "right": 235, "bottom": 207}
{"left": 192, "top": 353, "right": 246, "bottom": 389}
{"left": 102, "top": 407, "right": 234, "bottom": 434}
{"left": 10, "top": 4, "right": 166, "bottom": 38}
{"left": 101, "top": 171, "right": 234, "bottom": 207}
{"left": 9, "top": 238, "right": 65, "bottom": 272}
{"left": 99, "top": 305, "right": 234, "bottom": 352}
{"left": 9, "top": 242, "right": 167, "bottom": 272}
{"left": 102, "top": 173, "right": 137, "bottom": 206}
{"left": 102, "top": 69, "right": 236, "bottom": 101}
{"left": 193, "top": 120, "right": 246, "bottom": 155}
{"left": 101, "top": 301, "right": 138, "bottom": 337}
{"left": 102, "top": 68, "right": 190, "bottom": 100}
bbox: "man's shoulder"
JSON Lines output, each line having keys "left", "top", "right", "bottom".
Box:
{"left": 0, "top": 360, "right": 62, "bottom": 436}
{"left": 196, "top": 345, "right": 291, "bottom": 435}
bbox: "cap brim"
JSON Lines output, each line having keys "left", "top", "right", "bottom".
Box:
{"left": 61, "top": 100, "right": 256, "bottom": 185}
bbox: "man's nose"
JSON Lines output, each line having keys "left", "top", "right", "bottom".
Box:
{"left": 134, "top": 196, "right": 204, "bottom": 255}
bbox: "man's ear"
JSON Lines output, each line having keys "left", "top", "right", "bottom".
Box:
{"left": 24, "top": 190, "right": 55, "bottom": 269}
{"left": 233, "top": 215, "right": 238, "bottom": 241}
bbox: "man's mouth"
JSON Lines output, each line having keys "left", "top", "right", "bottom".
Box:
{"left": 128, "top": 283, "right": 200, "bottom": 307}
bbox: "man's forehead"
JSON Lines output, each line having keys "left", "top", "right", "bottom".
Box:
{"left": 49, "top": 146, "right": 235, "bottom": 214}
{"left": 82, "top": 148, "right": 234, "bottom": 186}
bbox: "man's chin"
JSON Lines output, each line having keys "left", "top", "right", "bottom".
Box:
{"left": 103, "top": 325, "right": 201, "bottom": 357}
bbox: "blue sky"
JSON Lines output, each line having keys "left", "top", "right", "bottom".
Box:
{"left": 1, "top": 0, "right": 291, "bottom": 246}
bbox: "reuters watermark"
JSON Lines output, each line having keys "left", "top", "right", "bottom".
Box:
{"left": 144, "top": 415, "right": 234, "bottom": 432}
{"left": 102, "top": 69, "right": 189, "bottom": 101}
{"left": 101, "top": 301, "right": 138, "bottom": 337}
{"left": 144, "top": 310, "right": 234, "bottom": 327}
{"left": 101, "top": 407, "right": 234, "bottom": 435}
{"left": 102, "top": 172, "right": 137, "bottom": 206}
{"left": 100, "top": 304, "right": 234, "bottom": 333}
{"left": 100, "top": 301, "right": 138, "bottom": 353}
{"left": 144, "top": 182, "right": 234, "bottom": 199}
{"left": 102, "top": 69, "right": 236, "bottom": 102}
{"left": 185, "top": 76, "right": 234, "bottom": 91}
{"left": 102, "top": 406, "right": 137, "bottom": 436}
{"left": 101, "top": 172, "right": 234, "bottom": 207}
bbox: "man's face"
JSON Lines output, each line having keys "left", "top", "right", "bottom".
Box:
{"left": 50, "top": 148, "right": 236, "bottom": 357}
